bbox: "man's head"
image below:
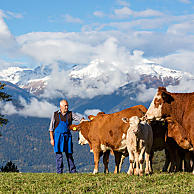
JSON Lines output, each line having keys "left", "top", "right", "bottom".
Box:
{"left": 60, "top": 99, "right": 68, "bottom": 113}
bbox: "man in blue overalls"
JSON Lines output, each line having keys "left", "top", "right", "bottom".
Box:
{"left": 49, "top": 99, "right": 82, "bottom": 173}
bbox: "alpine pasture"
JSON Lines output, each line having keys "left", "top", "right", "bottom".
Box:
{"left": 0, "top": 172, "right": 193, "bottom": 193}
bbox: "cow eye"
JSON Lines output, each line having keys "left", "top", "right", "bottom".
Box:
{"left": 154, "top": 98, "right": 161, "bottom": 107}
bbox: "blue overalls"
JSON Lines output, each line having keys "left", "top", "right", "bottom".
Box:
{"left": 54, "top": 113, "right": 76, "bottom": 173}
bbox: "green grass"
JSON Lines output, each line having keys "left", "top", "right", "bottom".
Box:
{"left": 0, "top": 172, "right": 193, "bottom": 193}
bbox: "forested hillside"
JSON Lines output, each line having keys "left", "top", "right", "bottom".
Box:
{"left": 0, "top": 115, "right": 122, "bottom": 173}
{"left": 0, "top": 115, "right": 165, "bottom": 173}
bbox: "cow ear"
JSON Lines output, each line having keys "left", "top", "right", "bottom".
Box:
{"left": 88, "top": 115, "right": 95, "bottom": 120}
{"left": 161, "top": 91, "right": 174, "bottom": 104}
{"left": 97, "top": 112, "right": 105, "bottom": 115}
{"left": 69, "top": 124, "right": 78, "bottom": 131}
{"left": 122, "top": 117, "right": 128, "bottom": 123}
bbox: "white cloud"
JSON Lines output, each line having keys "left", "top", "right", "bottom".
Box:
{"left": 6, "top": 11, "right": 23, "bottom": 19}
{"left": 179, "top": 0, "right": 191, "bottom": 4}
{"left": 136, "top": 85, "right": 157, "bottom": 102}
{"left": 167, "top": 78, "right": 194, "bottom": 93}
{"left": 167, "top": 20, "right": 194, "bottom": 35}
{"left": 0, "top": 10, "right": 20, "bottom": 58}
{"left": 134, "top": 9, "right": 163, "bottom": 17}
{"left": 113, "top": 7, "right": 163, "bottom": 19}
{"left": 93, "top": 11, "right": 105, "bottom": 18}
{"left": 152, "top": 50, "right": 194, "bottom": 74}
{"left": 63, "top": 14, "right": 83, "bottom": 23}
{"left": 84, "top": 109, "right": 102, "bottom": 117}
{"left": 17, "top": 32, "right": 94, "bottom": 64}
{"left": 41, "top": 39, "right": 142, "bottom": 99}
{"left": 1, "top": 97, "right": 58, "bottom": 118}
{"left": 113, "top": 7, "right": 133, "bottom": 18}
{"left": 117, "top": 0, "right": 130, "bottom": 7}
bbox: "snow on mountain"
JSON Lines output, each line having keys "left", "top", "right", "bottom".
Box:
{"left": 0, "top": 66, "right": 32, "bottom": 84}
{"left": 70, "top": 59, "right": 192, "bottom": 82}
{"left": 135, "top": 63, "right": 191, "bottom": 81}
{"left": 22, "top": 76, "right": 49, "bottom": 95}
{"left": 1, "top": 60, "right": 194, "bottom": 97}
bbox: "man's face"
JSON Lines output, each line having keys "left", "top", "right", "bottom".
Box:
{"left": 60, "top": 101, "right": 68, "bottom": 113}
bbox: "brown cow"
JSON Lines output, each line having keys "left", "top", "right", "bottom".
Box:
{"left": 70, "top": 105, "right": 147, "bottom": 174}
{"left": 146, "top": 87, "right": 194, "bottom": 173}
{"left": 148, "top": 119, "right": 192, "bottom": 173}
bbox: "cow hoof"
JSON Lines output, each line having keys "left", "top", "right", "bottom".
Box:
{"left": 139, "top": 170, "right": 144, "bottom": 176}
{"left": 134, "top": 170, "right": 139, "bottom": 176}
{"left": 93, "top": 169, "right": 98, "bottom": 174}
{"left": 127, "top": 170, "right": 133, "bottom": 175}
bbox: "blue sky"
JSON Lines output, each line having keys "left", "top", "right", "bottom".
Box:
{"left": 1, "top": 0, "right": 193, "bottom": 35}
{"left": 0, "top": 0, "right": 194, "bottom": 72}
{"left": 0, "top": 0, "right": 194, "bottom": 117}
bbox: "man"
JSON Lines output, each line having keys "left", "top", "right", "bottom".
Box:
{"left": 49, "top": 99, "right": 82, "bottom": 173}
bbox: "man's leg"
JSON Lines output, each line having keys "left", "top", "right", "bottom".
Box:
{"left": 65, "top": 153, "right": 77, "bottom": 173}
{"left": 56, "top": 152, "right": 63, "bottom": 174}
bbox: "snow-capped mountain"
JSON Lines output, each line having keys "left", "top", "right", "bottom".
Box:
{"left": 0, "top": 65, "right": 52, "bottom": 95}
{"left": 1, "top": 60, "right": 194, "bottom": 96}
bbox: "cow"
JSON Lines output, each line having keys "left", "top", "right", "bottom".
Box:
{"left": 122, "top": 116, "right": 153, "bottom": 175}
{"left": 146, "top": 87, "right": 194, "bottom": 174}
{"left": 148, "top": 119, "right": 192, "bottom": 173}
{"left": 69, "top": 105, "right": 147, "bottom": 174}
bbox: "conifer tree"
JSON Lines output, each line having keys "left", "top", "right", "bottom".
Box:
{"left": 0, "top": 161, "right": 19, "bottom": 172}
{"left": 0, "top": 82, "right": 11, "bottom": 131}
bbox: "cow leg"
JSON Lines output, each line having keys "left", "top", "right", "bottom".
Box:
{"left": 93, "top": 149, "right": 100, "bottom": 174}
{"left": 184, "top": 151, "right": 192, "bottom": 172}
{"left": 138, "top": 146, "right": 146, "bottom": 176}
{"left": 163, "top": 148, "right": 170, "bottom": 172}
{"left": 103, "top": 150, "right": 110, "bottom": 174}
{"left": 134, "top": 151, "right": 140, "bottom": 176}
{"left": 127, "top": 151, "right": 134, "bottom": 175}
{"left": 169, "top": 147, "right": 179, "bottom": 172}
{"left": 145, "top": 151, "right": 152, "bottom": 175}
{"left": 113, "top": 151, "right": 122, "bottom": 174}
{"left": 149, "top": 150, "right": 154, "bottom": 174}
{"left": 118, "top": 154, "right": 126, "bottom": 173}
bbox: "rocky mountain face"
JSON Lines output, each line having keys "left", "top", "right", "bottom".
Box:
{"left": 1, "top": 61, "right": 192, "bottom": 98}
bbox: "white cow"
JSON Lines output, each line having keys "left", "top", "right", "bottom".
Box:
{"left": 122, "top": 116, "right": 153, "bottom": 176}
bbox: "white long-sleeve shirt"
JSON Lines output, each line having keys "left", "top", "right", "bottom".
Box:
{"left": 49, "top": 110, "right": 82, "bottom": 132}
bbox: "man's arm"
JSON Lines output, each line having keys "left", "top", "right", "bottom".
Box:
{"left": 50, "top": 131, "right": 54, "bottom": 146}
{"left": 72, "top": 112, "right": 84, "bottom": 122}
{"left": 49, "top": 112, "right": 55, "bottom": 146}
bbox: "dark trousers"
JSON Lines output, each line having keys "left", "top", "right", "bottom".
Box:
{"left": 56, "top": 152, "right": 77, "bottom": 173}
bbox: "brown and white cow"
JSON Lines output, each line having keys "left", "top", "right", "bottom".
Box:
{"left": 122, "top": 116, "right": 153, "bottom": 175}
{"left": 146, "top": 87, "right": 194, "bottom": 173}
{"left": 70, "top": 105, "right": 147, "bottom": 174}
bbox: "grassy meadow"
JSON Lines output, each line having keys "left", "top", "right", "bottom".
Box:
{"left": 0, "top": 172, "right": 193, "bottom": 193}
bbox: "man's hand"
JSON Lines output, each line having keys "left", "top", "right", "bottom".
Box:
{"left": 50, "top": 139, "right": 54, "bottom": 146}
{"left": 49, "top": 131, "right": 54, "bottom": 146}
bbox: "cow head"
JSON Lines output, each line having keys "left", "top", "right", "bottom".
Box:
{"left": 88, "top": 115, "right": 95, "bottom": 121}
{"left": 146, "top": 87, "right": 174, "bottom": 120}
{"left": 122, "top": 116, "right": 140, "bottom": 135}
{"left": 166, "top": 117, "right": 192, "bottom": 150}
{"left": 69, "top": 120, "right": 89, "bottom": 145}
{"left": 88, "top": 112, "right": 105, "bottom": 121}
